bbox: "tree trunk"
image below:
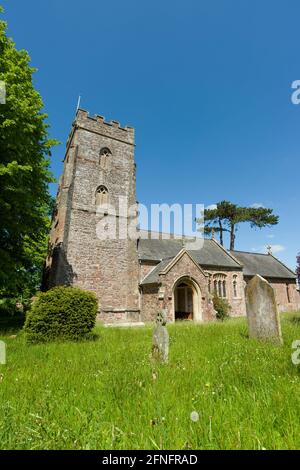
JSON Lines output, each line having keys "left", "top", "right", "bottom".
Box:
{"left": 230, "top": 224, "right": 235, "bottom": 250}
{"left": 218, "top": 219, "right": 224, "bottom": 246}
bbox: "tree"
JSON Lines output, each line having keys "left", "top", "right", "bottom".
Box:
{"left": 203, "top": 202, "right": 230, "bottom": 246}
{"left": 0, "top": 8, "right": 56, "bottom": 298}
{"left": 203, "top": 201, "right": 279, "bottom": 250}
{"left": 296, "top": 254, "right": 300, "bottom": 286}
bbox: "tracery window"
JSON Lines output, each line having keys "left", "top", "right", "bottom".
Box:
{"left": 96, "top": 185, "right": 109, "bottom": 206}
{"left": 213, "top": 273, "right": 227, "bottom": 298}
{"left": 100, "top": 148, "right": 111, "bottom": 170}
{"left": 233, "top": 275, "right": 238, "bottom": 298}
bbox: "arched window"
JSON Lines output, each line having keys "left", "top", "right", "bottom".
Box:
{"left": 233, "top": 275, "right": 238, "bottom": 298}
{"left": 100, "top": 148, "right": 111, "bottom": 170}
{"left": 218, "top": 280, "right": 222, "bottom": 297}
{"left": 222, "top": 280, "right": 227, "bottom": 298}
{"left": 213, "top": 273, "right": 227, "bottom": 298}
{"left": 96, "top": 185, "right": 109, "bottom": 207}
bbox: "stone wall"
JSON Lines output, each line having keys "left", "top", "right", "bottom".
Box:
{"left": 140, "top": 284, "right": 161, "bottom": 323}
{"left": 267, "top": 279, "right": 300, "bottom": 312}
{"left": 205, "top": 268, "right": 247, "bottom": 317}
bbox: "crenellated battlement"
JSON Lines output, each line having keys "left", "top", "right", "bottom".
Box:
{"left": 70, "top": 108, "right": 135, "bottom": 146}
{"left": 65, "top": 109, "right": 135, "bottom": 150}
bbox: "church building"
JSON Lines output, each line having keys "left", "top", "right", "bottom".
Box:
{"left": 44, "top": 110, "right": 300, "bottom": 324}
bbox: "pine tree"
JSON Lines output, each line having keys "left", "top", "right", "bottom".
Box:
{"left": 203, "top": 201, "right": 279, "bottom": 250}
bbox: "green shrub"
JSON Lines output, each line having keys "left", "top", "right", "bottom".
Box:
{"left": 24, "top": 286, "right": 98, "bottom": 343}
{"left": 213, "top": 292, "right": 231, "bottom": 321}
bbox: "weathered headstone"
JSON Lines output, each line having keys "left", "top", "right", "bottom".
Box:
{"left": 152, "top": 310, "right": 169, "bottom": 363}
{"left": 0, "top": 341, "right": 6, "bottom": 365}
{"left": 245, "top": 274, "right": 283, "bottom": 344}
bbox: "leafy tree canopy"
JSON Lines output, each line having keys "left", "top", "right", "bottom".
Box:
{"left": 0, "top": 8, "right": 57, "bottom": 298}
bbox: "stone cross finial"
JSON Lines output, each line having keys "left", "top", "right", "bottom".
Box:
{"left": 156, "top": 309, "right": 167, "bottom": 326}
{"left": 267, "top": 245, "right": 272, "bottom": 255}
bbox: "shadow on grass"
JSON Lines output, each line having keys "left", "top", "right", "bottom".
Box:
{"left": 287, "top": 314, "right": 300, "bottom": 325}
{"left": 240, "top": 331, "right": 249, "bottom": 339}
{"left": 81, "top": 331, "right": 100, "bottom": 342}
{"left": 281, "top": 311, "right": 300, "bottom": 326}
{"left": 25, "top": 330, "right": 101, "bottom": 346}
{"left": 0, "top": 315, "right": 25, "bottom": 334}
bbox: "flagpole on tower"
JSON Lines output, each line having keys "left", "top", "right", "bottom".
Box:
{"left": 76, "top": 95, "right": 81, "bottom": 114}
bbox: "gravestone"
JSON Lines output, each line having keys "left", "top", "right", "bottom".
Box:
{"left": 0, "top": 341, "right": 6, "bottom": 365}
{"left": 152, "top": 310, "right": 169, "bottom": 363}
{"left": 245, "top": 274, "right": 283, "bottom": 344}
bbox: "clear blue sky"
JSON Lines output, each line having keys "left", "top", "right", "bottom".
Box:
{"left": 2, "top": 0, "right": 300, "bottom": 269}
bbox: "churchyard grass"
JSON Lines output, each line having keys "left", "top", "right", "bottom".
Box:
{"left": 1, "top": 313, "right": 300, "bottom": 450}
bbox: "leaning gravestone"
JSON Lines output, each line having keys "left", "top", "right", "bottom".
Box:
{"left": 152, "top": 310, "right": 169, "bottom": 363}
{"left": 245, "top": 274, "right": 283, "bottom": 344}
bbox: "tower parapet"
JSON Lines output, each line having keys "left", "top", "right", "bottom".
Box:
{"left": 75, "top": 109, "right": 135, "bottom": 145}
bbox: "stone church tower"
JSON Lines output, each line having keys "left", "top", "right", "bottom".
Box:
{"left": 44, "top": 109, "right": 140, "bottom": 323}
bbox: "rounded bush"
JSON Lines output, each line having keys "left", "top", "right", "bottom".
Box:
{"left": 24, "top": 286, "right": 98, "bottom": 343}
{"left": 213, "top": 292, "right": 231, "bottom": 321}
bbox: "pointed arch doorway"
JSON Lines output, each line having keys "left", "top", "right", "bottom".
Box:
{"left": 173, "top": 277, "right": 202, "bottom": 322}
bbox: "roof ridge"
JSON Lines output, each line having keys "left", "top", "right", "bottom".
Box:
{"left": 232, "top": 250, "right": 296, "bottom": 279}
{"left": 138, "top": 229, "right": 203, "bottom": 241}
{"left": 231, "top": 249, "right": 269, "bottom": 257}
